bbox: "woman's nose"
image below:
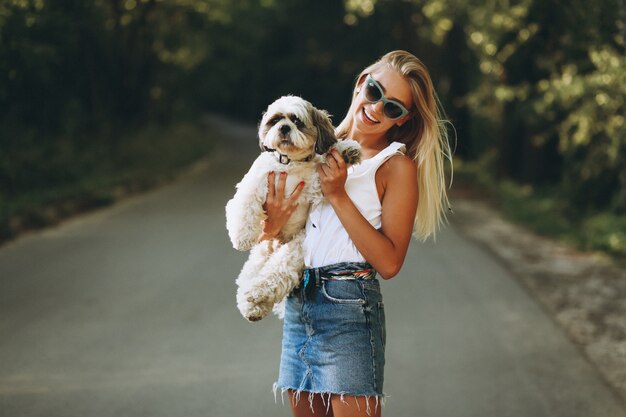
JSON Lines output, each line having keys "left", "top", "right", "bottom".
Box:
{"left": 372, "top": 101, "right": 385, "bottom": 116}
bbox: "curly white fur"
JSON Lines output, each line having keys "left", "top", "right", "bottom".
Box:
{"left": 225, "top": 96, "right": 361, "bottom": 322}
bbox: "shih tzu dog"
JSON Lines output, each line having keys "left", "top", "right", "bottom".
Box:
{"left": 225, "top": 95, "right": 361, "bottom": 322}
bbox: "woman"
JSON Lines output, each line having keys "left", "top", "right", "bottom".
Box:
{"left": 260, "top": 50, "right": 453, "bottom": 416}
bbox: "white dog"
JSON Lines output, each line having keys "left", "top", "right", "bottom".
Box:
{"left": 225, "top": 96, "right": 361, "bottom": 322}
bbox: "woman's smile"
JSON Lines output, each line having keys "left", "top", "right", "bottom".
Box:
{"left": 361, "top": 107, "right": 380, "bottom": 124}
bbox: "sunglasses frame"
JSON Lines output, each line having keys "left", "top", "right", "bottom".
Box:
{"left": 362, "top": 75, "right": 410, "bottom": 120}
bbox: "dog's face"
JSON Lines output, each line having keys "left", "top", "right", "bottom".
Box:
{"left": 259, "top": 95, "right": 336, "bottom": 159}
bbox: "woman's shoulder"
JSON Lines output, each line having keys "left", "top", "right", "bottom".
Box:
{"left": 376, "top": 152, "right": 418, "bottom": 196}
{"left": 380, "top": 152, "right": 417, "bottom": 178}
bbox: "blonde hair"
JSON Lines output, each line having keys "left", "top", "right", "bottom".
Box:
{"left": 336, "top": 50, "right": 454, "bottom": 241}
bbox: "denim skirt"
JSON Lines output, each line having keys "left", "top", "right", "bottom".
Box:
{"left": 274, "top": 262, "right": 386, "bottom": 400}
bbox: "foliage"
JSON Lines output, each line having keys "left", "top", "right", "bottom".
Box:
{"left": 455, "top": 155, "right": 626, "bottom": 259}
{"left": 0, "top": 0, "right": 624, "bottom": 254}
{"left": 408, "top": 0, "right": 625, "bottom": 215}
{"left": 0, "top": 120, "right": 213, "bottom": 240}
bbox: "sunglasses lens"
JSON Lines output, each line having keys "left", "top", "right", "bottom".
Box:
{"left": 384, "top": 103, "right": 404, "bottom": 119}
{"left": 364, "top": 81, "right": 382, "bottom": 102}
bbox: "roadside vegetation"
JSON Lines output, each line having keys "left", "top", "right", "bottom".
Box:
{"left": 455, "top": 154, "right": 626, "bottom": 260}
{"left": 1, "top": 0, "right": 623, "bottom": 257}
{"left": 0, "top": 120, "right": 213, "bottom": 242}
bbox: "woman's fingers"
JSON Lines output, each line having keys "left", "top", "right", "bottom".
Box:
{"left": 267, "top": 171, "right": 287, "bottom": 201}
{"left": 318, "top": 164, "right": 332, "bottom": 178}
{"left": 289, "top": 181, "right": 305, "bottom": 204}
{"left": 330, "top": 149, "right": 346, "bottom": 169}
{"left": 276, "top": 171, "right": 287, "bottom": 199}
{"left": 317, "top": 151, "right": 348, "bottom": 201}
{"left": 324, "top": 149, "right": 347, "bottom": 176}
{"left": 267, "top": 171, "right": 304, "bottom": 210}
{"left": 267, "top": 171, "right": 276, "bottom": 203}
{"left": 261, "top": 173, "right": 307, "bottom": 240}
{"left": 326, "top": 153, "right": 339, "bottom": 170}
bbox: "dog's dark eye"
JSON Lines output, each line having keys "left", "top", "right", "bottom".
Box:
{"left": 268, "top": 116, "right": 282, "bottom": 125}
{"left": 290, "top": 115, "right": 305, "bottom": 129}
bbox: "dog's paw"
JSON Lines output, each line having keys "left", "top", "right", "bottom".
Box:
{"left": 333, "top": 139, "right": 362, "bottom": 165}
{"left": 246, "top": 313, "right": 264, "bottom": 322}
{"left": 247, "top": 293, "right": 275, "bottom": 310}
{"left": 241, "top": 303, "right": 272, "bottom": 322}
{"left": 246, "top": 284, "right": 277, "bottom": 305}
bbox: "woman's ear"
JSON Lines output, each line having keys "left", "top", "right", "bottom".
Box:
{"left": 312, "top": 108, "right": 337, "bottom": 154}
{"left": 355, "top": 73, "right": 368, "bottom": 94}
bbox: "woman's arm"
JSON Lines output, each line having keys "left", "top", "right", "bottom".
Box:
{"left": 319, "top": 149, "right": 418, "bottom": 279}
{"left": 258, "top": 171, "right": 306, "bottom": 242}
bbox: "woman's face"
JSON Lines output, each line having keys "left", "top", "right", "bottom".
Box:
{"left": 352, "top": 68, "right": 413, "bottom": 138}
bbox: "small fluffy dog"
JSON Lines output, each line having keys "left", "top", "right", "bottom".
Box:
{"left": 225, "top": 96, "right": 361, "bottom": 322}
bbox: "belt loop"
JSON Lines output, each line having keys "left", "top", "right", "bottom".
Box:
{"left": 315, "top": 268, "right": 321, "bottom": 287}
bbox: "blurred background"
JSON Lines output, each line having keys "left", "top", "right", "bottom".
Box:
{"left": 0, "top": 0, "right": 625, "bottom": 259}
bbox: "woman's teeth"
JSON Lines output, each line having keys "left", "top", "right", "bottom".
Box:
{"left": 363, "top": 107, "right": 380, "bottom": 123}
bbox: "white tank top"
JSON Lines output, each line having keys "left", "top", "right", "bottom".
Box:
{"left": 303, "top": 141, "right": 407, "bottom": 268}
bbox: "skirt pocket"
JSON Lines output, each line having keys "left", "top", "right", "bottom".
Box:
{"left": 320, "top": 279, "right": 366, "bottom": 304}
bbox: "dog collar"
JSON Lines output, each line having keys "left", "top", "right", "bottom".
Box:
{"left": 263, "top": 146, "right": 314, "bottom": 165}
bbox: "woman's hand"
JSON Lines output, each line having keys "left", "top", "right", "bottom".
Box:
{"left": 258, "top": 171, "right": 305, "bottom": 242}
{"left": 318, "top": 148, "right": 348, "bottom": 203}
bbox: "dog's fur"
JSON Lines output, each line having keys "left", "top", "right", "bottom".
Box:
{"left": 225, "top": 96, "right": 361, "bottom": 321}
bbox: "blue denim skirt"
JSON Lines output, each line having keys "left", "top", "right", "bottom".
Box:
{"left": 274, "top": 262, "right": 386, "bottom": 401}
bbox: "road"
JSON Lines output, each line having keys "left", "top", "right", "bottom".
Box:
{"left": 1, "top": 115, "right": 624, "bottom": 417}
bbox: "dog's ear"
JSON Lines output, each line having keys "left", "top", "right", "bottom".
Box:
{"left": 312, "top": 108, "right": 337, "bottom": 154}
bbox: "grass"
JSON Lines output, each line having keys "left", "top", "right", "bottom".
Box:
{"left": 453, "top": 154, "right": 626, "bottom": 261}
{"left": 0, "top": 120, "right": 215, "bottom": 242}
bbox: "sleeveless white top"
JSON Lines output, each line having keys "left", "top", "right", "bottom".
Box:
{"left": 303, "top": 141, "right": 407, "bottom": 268}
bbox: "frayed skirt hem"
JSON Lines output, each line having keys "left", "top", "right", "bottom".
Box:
{"left": 272, "top": 382, "right": 387, "bottom": 415}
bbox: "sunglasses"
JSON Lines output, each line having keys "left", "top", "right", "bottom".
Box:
{"left": 362, "top": 75, "right": 410, "bottom": 120}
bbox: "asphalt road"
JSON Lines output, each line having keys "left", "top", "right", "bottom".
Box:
{"left": 1, "top": 115, "right": 624, "bottom": 417}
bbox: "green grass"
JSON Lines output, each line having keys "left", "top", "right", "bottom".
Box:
{"left": 0, "top": 120, "right": 215, "bottom": 241}
{"left": 454, "top": 155, "right": 626, "bottom": 261}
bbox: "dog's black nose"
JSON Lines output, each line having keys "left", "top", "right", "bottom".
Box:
{"left": 280, "top": 125, "right": 291, "bottom": 135}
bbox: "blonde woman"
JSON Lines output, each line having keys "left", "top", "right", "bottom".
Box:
{"left": 262, "top": 50, "right": 453, "bottom": 417}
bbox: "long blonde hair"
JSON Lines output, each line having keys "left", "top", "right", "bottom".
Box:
{"left": 336, "top": 50, "right": 454, "bottom": 241}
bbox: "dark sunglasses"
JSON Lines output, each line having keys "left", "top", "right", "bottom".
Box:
{"left": 362, "top": 75, "right": 410, "bottom": 120}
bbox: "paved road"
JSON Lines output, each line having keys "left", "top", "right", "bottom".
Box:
{"left": 1, "top": 115, "right": 624, "bottom": 417}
